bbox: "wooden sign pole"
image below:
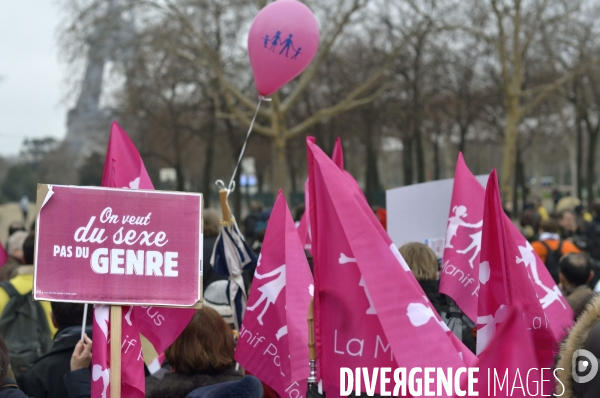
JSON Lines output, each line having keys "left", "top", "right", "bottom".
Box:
{"left": 219, "top": 189, "right": 232, "bottom": 223}
{"left": 110, "top": 305, "right": 122, "bottom": 398}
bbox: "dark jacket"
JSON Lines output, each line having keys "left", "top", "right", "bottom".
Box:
{"left": 185, "top": 376, "right": 262, "bottom": 398}
{"left": 584, "top": 217, "right": 600, "bottom": 261}
{"left": 0, "top": 379, "right": 28, "bottom": 398}
{"left": 63, "top": 369, "right": 91, "bottom": 398}
{"left": 146, "top": 367, "right": 243, "bottom": 398}
{"left": 18, "top": 326, "right": 91, "bottom": 398}
{"left": 420, "top": 280, "right": 476, "bottom": 353}
{"left": 203, "top": 235, "right": 226, "bottom": 291}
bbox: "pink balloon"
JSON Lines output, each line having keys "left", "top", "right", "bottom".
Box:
{"left": 248, "top": 0, "right": 320, "bottom": 97}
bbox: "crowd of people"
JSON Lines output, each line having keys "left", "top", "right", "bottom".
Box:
{"left": 0, "top": 194, "right": 600, "bottom": 397}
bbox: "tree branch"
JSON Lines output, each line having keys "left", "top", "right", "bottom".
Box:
{"left": 280, "top": 0, "right": 366, "bottom": 114}
{"left": 287, "top": 78, "right": 390, "bottom": 138}
{"left": 521, "top": 59, "right": 596, "bottom": 116}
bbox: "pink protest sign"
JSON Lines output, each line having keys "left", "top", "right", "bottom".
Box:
{"left": 34, "top": 184, "right": 202, "bottom": 306}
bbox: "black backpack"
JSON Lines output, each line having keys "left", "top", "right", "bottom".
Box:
{"left": 0, "top": 281, "right": 52, "bottom": 379}
{"left": 540, "top": 240, "right": 563, "bottom": 284}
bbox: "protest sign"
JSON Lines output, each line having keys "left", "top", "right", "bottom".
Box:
{"left": 34, "top": 184, "right": 202, "bottom": 307}
{"left": 386, "top": 175, "right": 488, "bottom": 249}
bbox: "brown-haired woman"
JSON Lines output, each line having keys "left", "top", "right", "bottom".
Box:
{"left": 146, "top": 307, "right": 261, "bottom": 398}
{"left": 0, "top": 337, "right": 28, "bottom": 397}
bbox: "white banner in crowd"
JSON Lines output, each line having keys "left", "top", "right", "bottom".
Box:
{"left": 386, "top": 175, "right": 488, "bottom": 252}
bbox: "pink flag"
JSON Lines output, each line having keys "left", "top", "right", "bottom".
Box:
{"left": 101, "top": 122, "right": 153, "bottom": 190}
{"left": 93, "top": 121, "right": 195, "bottom": 397}
{"left": 308, "top": 138, "right": 467, "bottom": 397}
{"left": 296, "top": 178, "right": 311, "bottom": 251}
{"left": 472, "top": 305, "right": 547, "bottom": 396}
{"left": 298, "top": 137, "right": 359, "bottom": 251}
{"left": 235, "top": 191, "right": 313, "bottom": 396}
{"left": 440, "top": 153, "right": 484, "bottom": 320}
{"left": 440, "top": 154, "right": 572, "bottom": 339}
{"left": 0, "top": 242, "right": 7, "bottom": 267}
{"left": 331, "top": 137, "right": 344, "bottom": 169}
{"left": 91, "top": 306, "right": 145, "bottom": 398}
{"left": 477, "top": 170, "right": 556, "bottom": 368}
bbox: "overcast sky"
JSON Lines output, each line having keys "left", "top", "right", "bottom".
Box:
{"left": 0, "top": 1, "right": 67, "bottom": 157}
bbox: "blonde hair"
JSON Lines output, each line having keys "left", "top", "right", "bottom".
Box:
{"left": 203, "top": 209, "right": 221, "bottom": 237}
{"left": 398, "top": 242, "right": 438, "bottom": 281}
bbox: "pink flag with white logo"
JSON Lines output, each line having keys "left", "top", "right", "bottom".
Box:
{"left": 92, "top": 121, "right": 195, "bottom": 397}
{"left": 0, "top": 242, "right": 7, "bottom": 267}
{"left": 235, "top": 190, "right": 313, "bottom": 396}
{"left": 440, "top": 154, "right": 572, "bottom": 340}
{"left": 440, "top": 153, "right": 484, "bottom": 321}
{"left": 471, "top": 305, "right": 545, "bottom": 397}
{"left": 308, "top": 138, "right": 467, "bottom": 397}
{"left": 477, "top": 170, "right": 556, "bottom": 368}
{"left": 91, "top": 306, "right": 148, "bottom": 398}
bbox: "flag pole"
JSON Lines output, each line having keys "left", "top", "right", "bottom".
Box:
{"left": 307, "top": 298, "right": 317, "bottom": 389}
{"left": 110, "top": 305, "right": 122, "bottom": 398}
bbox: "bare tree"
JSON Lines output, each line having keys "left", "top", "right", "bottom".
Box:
{"left": 441, "top": 0, "right": 594, "bottom": 205}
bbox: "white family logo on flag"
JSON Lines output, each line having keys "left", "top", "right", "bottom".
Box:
{"left": 445, "top": 205, "right": 483, "bottom": 269}
{"left": 124, "top": 306, "right": 134, "bottom": 326}
{"left": 338, "top": 244, "right": 412, "bottom": 316}
{"left": 246, "top": 259, "right": 286, "bottom": 325}
{"left": 477, "top": 303, "right": 508, "bottom": 353}
{"left": 470, "top": 261, "right": 491, "bottom": 298}
{"left": 406, "top": 301, "right": 450, "bottom": 332}
{"left": 124, "top": 177, "right": 140, "bottom": 189}
{"left": 516, "top": 243, "right": 566, "bottom": 310}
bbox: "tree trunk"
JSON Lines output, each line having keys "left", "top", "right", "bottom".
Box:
{"left": 173, "top": 129, "right": 185, "bottom": 192}
{"left": 458, "top": 124, "right": 468, "bottom": 157}
{"left": 414, "top": 122, "right": 425, "bottom": 183}
{"left": 287, "top": 143, "right": 298, "bottom": 194}
{"left": 403, "top": 136, "right": 413, "bottom": 186}
{"left": 433, "top": 134, "right": 440, "bottom": 181}
{"left": 365, "top": 133, "right": 381, "bottom": 200}
{"left": 576, "top": 115, "right": 584, "bottom": 200}
{"left": 586, "top": 127, "right": 599, "bottom": 209}
{"left": 513, "top": 146, "right": 523, "bottom": 219}
{"left": 270, "top": 96, "right": 289, "bottom": 196}
{"left": 500, "top": 95, "right": 521, "bottom": 206}
{"left": 202, "top": 124, "right": 216, "bottom": 207}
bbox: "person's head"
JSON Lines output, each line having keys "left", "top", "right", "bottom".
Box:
{"left": 398, "top": 242, "right": 438, "bottom": 282}
{"left": 7, "top": 222, "right": 25, "bottom": 237}
{"left": 165, "top": 307, "right": 234, "bottom": 375}
{"left": 539, "top": 218, "right": 560, "bottom": 234}
{"left": 558, "top": 210, "right": 577, "bottom": 233}
{"left": 50, "top": 302, "right": 92, "bottom": 330}
{"left": 203, "top": 209, "right": 221, "bottom": 238}
{"left": 6, "top": 231, "right": 27, "bottom": 263}
{"left": 0, "top": 336, "right": 8, "bottom": 383}
{"left": 22, "top": 233, "right": 35, "bottom": 265}
{"left": 249, "top": 201, "right": 263, "bottom": 213}
{"left": 559, "top": 253, "right": 593, "bottom": 289}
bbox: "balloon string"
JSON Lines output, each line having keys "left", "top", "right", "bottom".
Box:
{"left": 222, "top": 97, "right": 270, "bottom": 196}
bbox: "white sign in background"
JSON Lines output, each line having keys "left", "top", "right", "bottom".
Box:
{"left": 386, "top": 175, "right": 488, "bottom": 250}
